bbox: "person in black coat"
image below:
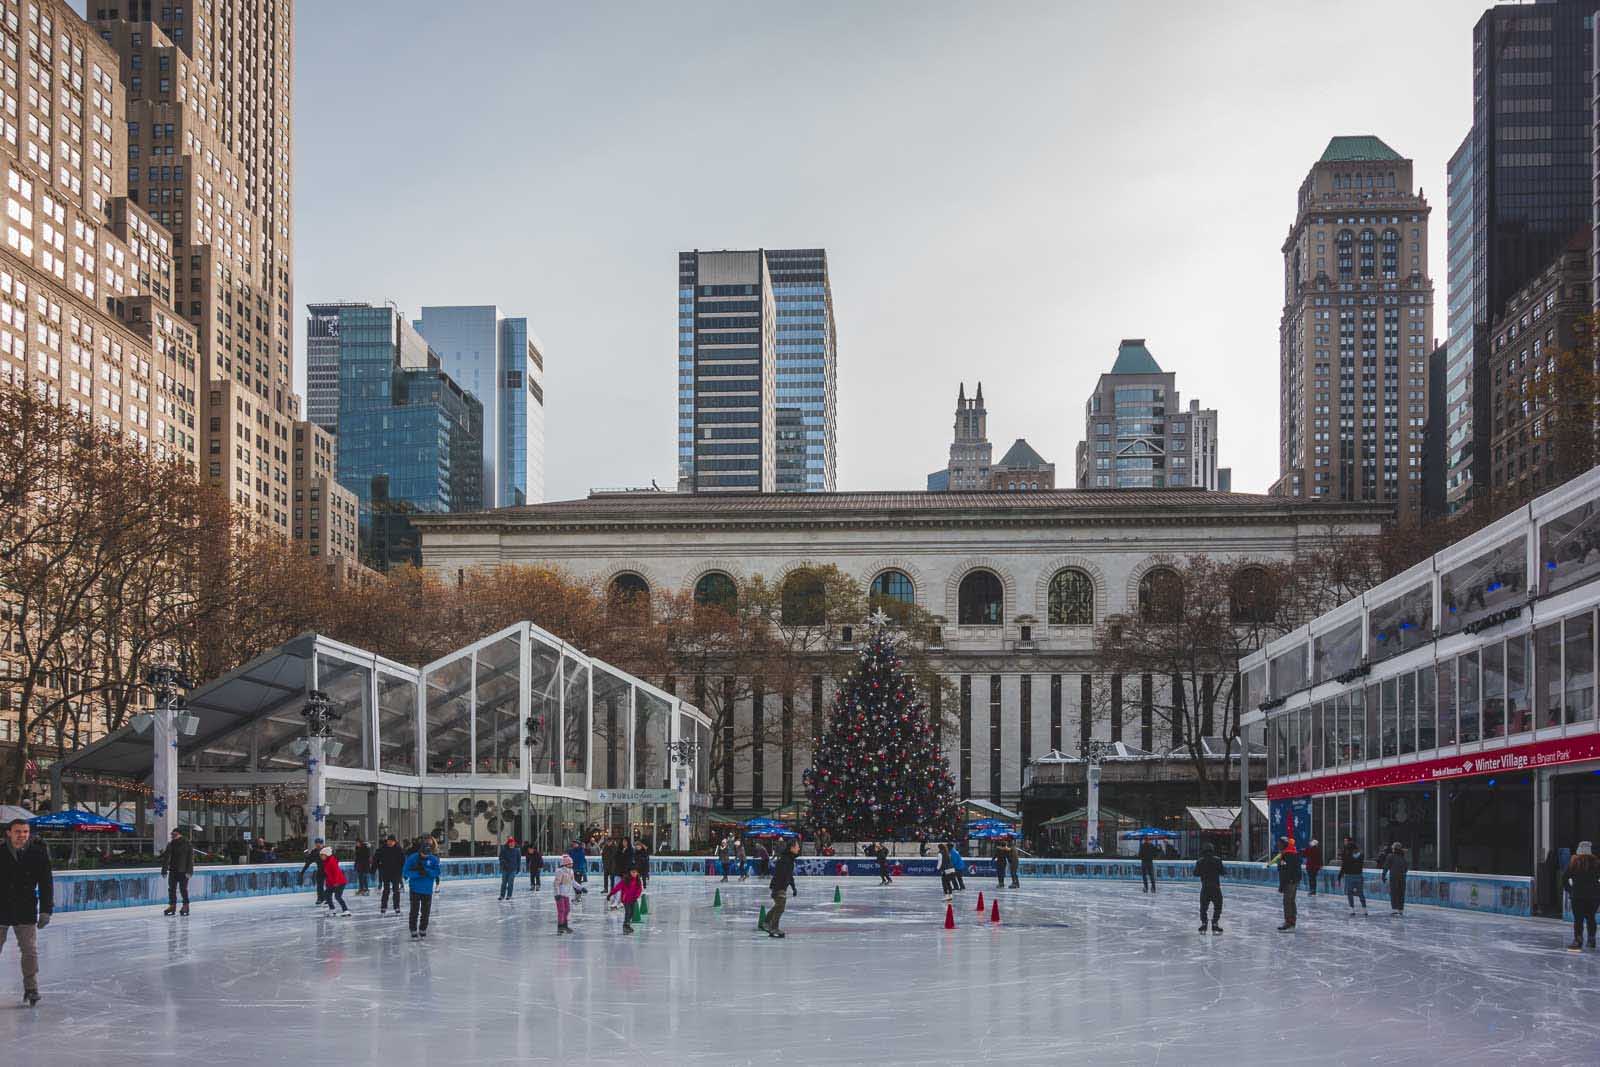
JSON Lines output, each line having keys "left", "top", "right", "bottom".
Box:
{"left": 0, "top": 818, "right": 53, "bottom": 1006}
{"left": 1275, "top": 838, "right": 1303, "bottom": 931}
{"left": 877, "top": 842, "right": 893, "bottom": 885}
{"left": 522, "top": 840, "right": 543, "bottom": 891}
{"left": 1007, "top": 840, "right": 1021, "bottom": 889}
{"left": 1138, "top": 837, "right": 1158, "bottom": 892}
{"left": 633, "top": 838, "right": 651, "bottom": 889}
{"left": 1193, "top": 843, "right": 1224, "bottom": 933}
{"left": 353, "top": 839, "right": 372, "bottom": 896}
{"left": 497, "top": 837, "right": 521, "bottom": 901}
{"left": 159, "top": 829, "right": 195, "bottom": 916}
{"left": 763, "top": 839, "right": 800, "bottom": 938}
{"left": 299, "top": 837, "right": 328, "bottom": 906}
{"left": 1381, "top": 843, "right": 1409, "bottom": 915}
{"left": 373, "top": 834, "right": 407, "bottom": 915}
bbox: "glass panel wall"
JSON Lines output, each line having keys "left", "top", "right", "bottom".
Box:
{"left": 1482, "top": 641, "right": 1506, "bottom": 741}
{"left": 377, "top": 671, "right": 418, "bottom": 774}
{"left": 1313, "top": 618, "right": 1362, "bottom": 685}
{"left": 1508, "top": 633, "right": 1532, "bottom": 735}
{"left": 1436, "top": 661, "right": 1456, "bottom": 748}
{"left": 1381, "top": 678, "right": 1397, "bottom": 758}
{"left": 1369, "top": 583, "right": 1432, "bottom": 663}
{"left": 695, "top": 719, "right": 712, "bottom": 795}
{"left": 1398, "top": 671, "right": 1416, "bottom": 755}
{"left": 1363, "top": 685, "right": 1378, "bottom": 760}
{"left": 378, "top": 784, "right": 418, "bottom": 842}
{"left": 1311, "top": 703, "right": 1323, "bottom": 772}
{"left": 425, "top": 655, "right": 472, "bottom": 774}
{"left": 1269, "top": 645, "right": 1307, "bottom": 699}
{"left": 1458, "top": 652, "right": 1480, "bottom": 744}
{"left": 1321, "top": 700, "right": 1336, "bottom": 768}
{"left": 474, "top": 634, "right": 522, "bottom": 778}
{"left": 528, "top": 639, "right": 561, "bottom": 785}
{"left": 1564, "top": 611, "right": 1595, "bottom": 726}
{"left": 592, "top": 666, "right": 631, "bottom": 791}
{"left": 1540, "top": 497, "right": 1600, "bottom": 596}
{"left": 562, "top": 656, "right": 590, "bottom": 787}
{"left": 317, "top": 654, "right": 373, "bottom": 770}
{"left": 1417, "top": 666, "right": 1436, "bottom": 751}
{"left": 256, "top": 701, "right": 310, "bottom": 772}
{"left": 1537, "top": 623, "right": 1562, "bottom": 729}
{"left": 326, "top": 784, "right": 371, "bottom": 844}
{"left": 636, "top": 690, "right": 671, "bottom": 790}
{"left": 1441, "top": 535, "right": 1526, "bottom": 635}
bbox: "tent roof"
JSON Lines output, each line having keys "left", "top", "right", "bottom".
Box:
{"left": 1039, "top": 805, "right": 1141, "bottom": 828}
{"left": 961, "top": 798, "right": 1021, "bottom": 822}
{"left": 1186, "top": 806, "right": 1241, "bottom": 831}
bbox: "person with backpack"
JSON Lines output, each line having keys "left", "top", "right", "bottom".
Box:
{"left": 373, "top": 834, "right": 406, "bottom": 915}
{"left": 1562, "top": 841, "right": 1599, "bottom": 950}
{"left": 1338, "top": 837, "right": 1367, "bottom": 914}
{"left": 402, "top": 836, "right": 442, "bottom": 938}
{"left": 1193, "top": 842, "right": 1224, "bottom": 933}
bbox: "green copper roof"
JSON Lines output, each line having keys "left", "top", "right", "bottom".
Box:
{"left": 1110, "top": 339, "right": 1162, "bottom": 375}
{"left": 1319, "top": 135, "right": 1402, "bottom": 163}
{"left": 997, "top": 438, "right": 1049, "bottom": 469}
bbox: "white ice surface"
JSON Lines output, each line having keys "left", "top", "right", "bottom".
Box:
{"left": 0, "top": 874, "right": 1597, "bottom": 1065}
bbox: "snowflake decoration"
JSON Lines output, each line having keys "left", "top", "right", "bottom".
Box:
{"left": 311, "top": 804, "right": 327, "bottom": 824}
{"left": 305, "top": 755, "right": 319, "bottom": 776}
{"left": 868, "top": 608, "right": 892, "bottom": 629}
{"left": 151, "top": 796, "right": 168, "bottom": 817}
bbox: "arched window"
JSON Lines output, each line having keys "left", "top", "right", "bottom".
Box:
{"left": 1336, "top": 229, "right": 1354, "bottom": 276}
{"left": 608, "top": 573, "right": 649, "bottom": 603}
{"left": 1358, "top": 228, "right": 1376, "bottom": 278}
{"left": 869, "top": 569, "right": 915, "bottom": 610}
{"left": 1138, "top": 567, "right": 1183, "bottom": 623}
{"left": 693, "top": 571, "right": 737, "bottom": 612}
{"left": 1230, "top": 566, "right": 1277, "bottom": 624}
{"left": 1047, "top": 569, "right": 1095, "bottom": 626}
{"left": 780, "top": 569, "right": 826, "bottom": 626}
{"left": 958, "top": 570, "right": 1004, "bottom": 626}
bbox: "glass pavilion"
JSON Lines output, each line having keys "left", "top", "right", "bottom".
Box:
{"left": 55, "top": 623, "right": 712, "bottom": 855}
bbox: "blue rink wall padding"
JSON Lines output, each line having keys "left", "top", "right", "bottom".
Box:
{"left": 47, "top": 855, "right": 1534, "bottom": 917}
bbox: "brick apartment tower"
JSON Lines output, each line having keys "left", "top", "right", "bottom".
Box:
{"left": 1271, "top": 136, "right": 1433, "bottom": 522}
{"left": 91, "top": 1, "right": 296, "bottom": 536}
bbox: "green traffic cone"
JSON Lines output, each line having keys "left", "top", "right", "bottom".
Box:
{"left": 639, "top": 894, "right": 649, "bottom": 916}
{"left": 833, "top": 885, "right": 842, "bottom": 903}
{"left": 757, "top": 904, "right": 768, "bottom": 930}
{"left": 714, "top": 888, "right": 722, "bottom": 908}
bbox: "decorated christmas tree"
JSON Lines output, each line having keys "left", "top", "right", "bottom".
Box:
{"left": 804, "top": 618, "right": 959, "bottom": 841}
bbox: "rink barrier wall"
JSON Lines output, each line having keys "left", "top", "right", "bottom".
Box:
{"left": 43, "top": 855, "right": 1533, "bottom": 917}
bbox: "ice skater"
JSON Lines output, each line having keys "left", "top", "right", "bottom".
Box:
{"left": 1564, "top": 841, "right": 1598, "bottom": 950}
{"left": 523, "top": 839, "right": 543, "bottom": 892}
{"left": 950, "top": 844, "right": 967, "bottom": 891}
{"left": 1338, "top": 837, "right": 1367, "bottom": 914}
{"left": 354, "top": 838, "right": 372, "bottom": 896}
{"left": 1304, "top": 839, "right": 1323, "bottom": 897}
{"left": 763, "top": 839, "right": 800, "bottom": 938}
{"left": 159, "top": 828, "right": 194, "bottom": 917}
{"left": 1193, "top": 842, "right": 1223, "bottom": 933}
{"left": 1007, "top": 839, "right": 1020, "bottom": 889}
{"left": 736, "top": 838, "right": 749, "bottom": 881}
{"left": 320, "top": 845, "right": 350, "bottom": 915}
{"left": 602, "top": 835, "right": 619, "bottom": 894}
{"left": 1138, "top": 836, "right": 1157, "bottom": 892}
{"left": 300, "top": 837, "right": 328, "bottom": 906}
{"left": 374, "top": 834, "right": 406, "bottom": 915}
{"left": 403, "top": 836, "right": 441, "bottom": 938}
{"left": 1381, "top": 843, "right": 1408, "bottom": 916}
{"left": 717, "top": 837, "right": 732, "bottom": 882}
{"left": 566, "top": 839, "right": 589, "bottom": 900}
{"left": 994, "top": 840, "right": 1010, "bottom": 889}
{"left": 937, "top": 843, "right": 956, "bottom": 903}
{"left": 1274, "top": 837, "right": 1301, "bottom": 931}
{"left": 498, "top": 836, "right": 520, "bottom": 901}
{"left": 876, "top": 842, "right": 892, "bottom": 885}
{"left": 554, "top": 854, "right": 576, "bottom": 934}
{"left": 634, "top": 837, "right": 652, "bottom": 889}
{"left": 0, "top": 817, "right": 53, "bottom": 1006}
{"left": 607, "top": 867, "right": 644, "bottom": 934}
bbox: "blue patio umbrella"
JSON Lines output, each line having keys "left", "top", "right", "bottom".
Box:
{"left": 1120, "top": 827, "right": 1179, "bottom": 839}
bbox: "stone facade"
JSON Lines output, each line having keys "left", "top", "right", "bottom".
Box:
{"left": 416, "top": 490, "right": 1384, "bottom": 811}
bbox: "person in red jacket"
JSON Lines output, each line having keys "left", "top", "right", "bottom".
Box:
{"left": 320, "top": 846, "right": 350, "bottom": 916}
{"left": 606, "top": 868, "right": 643, "bottom": 934}
{"left": 1305, "top": 839, "right": 1324, "bottom": 897}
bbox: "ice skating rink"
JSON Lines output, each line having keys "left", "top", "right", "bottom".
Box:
{"left": 1, "top": 874, "right": 1596, "bottom": 1065}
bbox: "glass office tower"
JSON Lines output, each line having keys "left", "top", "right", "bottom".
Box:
{"left": 766, "top": 249, "right": 837, "bottom": 493}
{"left": 334, "top": 305, "right": 484, "bottom": 568}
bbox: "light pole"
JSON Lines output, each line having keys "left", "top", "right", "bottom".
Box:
{"left": 667, "top": 738, "right": 700, "bottom": 852}
{"left": 1080, "top": 738, "right": 1118, "bottom": 856}
{"left": 300, "top": 689, "right": 342, "bottom": 843}
{"left": 144, "top": 665, "right": 194, "bottom": 845}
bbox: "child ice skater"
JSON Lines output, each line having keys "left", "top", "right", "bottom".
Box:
{"left": 554, "top": 854, "right": 576, "bottom": 934}
{"left": 607, "top": 867, "right": 644, "bottom": 934}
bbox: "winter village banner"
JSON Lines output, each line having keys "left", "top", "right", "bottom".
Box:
{"left": 1265, "top": 731, "right": 1600, "bottom": 800}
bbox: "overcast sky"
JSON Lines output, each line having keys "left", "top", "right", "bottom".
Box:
{"left": 287, "top": 1, "right": 1478, "bottom": 501}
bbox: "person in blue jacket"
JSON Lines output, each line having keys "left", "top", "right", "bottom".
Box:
{"left": 497, "top": 836, "right": 520, "bottom": 901}
{"left": 566, "top": 839, "right": 589, "bottom": 899}
{"left": 949, "top": 844, "right": 967, "bottom": 891}
{"left": 402, "top": 835, "right": 442, "bottom": 939}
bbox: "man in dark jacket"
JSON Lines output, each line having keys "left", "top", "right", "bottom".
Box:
{"left": 374, "top": 834, "right": 406, "bottom": 914}
{"left": 522, "top": 840, "right": 543, "bottom": 891}
{"left": 601, "top": 836, "right": 619, "bottom": 893}
{"left": 160, "top": 829, "right": 195, "bottom": 917}
{"left": 497, "top": 836, "right": 520, "bottom": 900}
{"left": 1, "top": 818, "right": 53, "bottom": 1005}
{"left": 299, "top": 838, "right": 327, "bottom": 906}
{"left": 877, "top": 842, "right": 893, "bottom": 885}
{"left": 1007, "top": 840, "right": 1021, "bottom": 888}
{"left": 1338, "top": 837, "right": 1367, "bottom": 913}
{"left": 1276, "top": 837, "right": 1302, "bottom": 930}
{"left": 353, "top": 838, "right": 372, "bottom": 895}
{"left": 633, "top": 838, "right": 651, "bottom": 888}
{"left": 1381, "top": 843, "right": 1409, "bottom": 915}
{"left": 763, "top": 839, "right": 800, "bottom": 938}
{"left": 1138, "top": 837, "right": 1158, "bottom": 892}
{"left": 993, "top": 842, "right": 1009, "bottom": 889}
{"left": 1193, "top": 843, "right": 1224, "bottom": 933}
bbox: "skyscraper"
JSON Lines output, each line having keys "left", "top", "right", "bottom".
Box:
{"left": 92, "top": 0, "right": 297, "bottom": 535}
{"left": 413, "top": 305, "right": 546, "bottom": 508}
{"left": 677, "top": 248, "right": 836, "bottom": 493}
{"left": 333, "top": 304, "right": 482, "bottom": 569}
{"left": 928, "top": 382, "right": 992, "bottom": 490}
{"left": 305, "top": 302, "right": 363, "bottom": 435}
{"left": 1447, "top": 0, "right": 1594, "bottom": 511}
{"left": 1078, "top": 340, "right": 1220, "bottom": 490}
{"left": 1272, "top": 137, "right": 1432, "bottom": 518}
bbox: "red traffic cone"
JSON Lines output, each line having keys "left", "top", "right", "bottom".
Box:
{"left": 944, "top": 903, "right": 956, "bottom": 929}
{"left": 990, "top": 899, "right": 1001, "bottom": 924}
{"left": 976, "top": 891, "right": 985, "bottom": 912}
